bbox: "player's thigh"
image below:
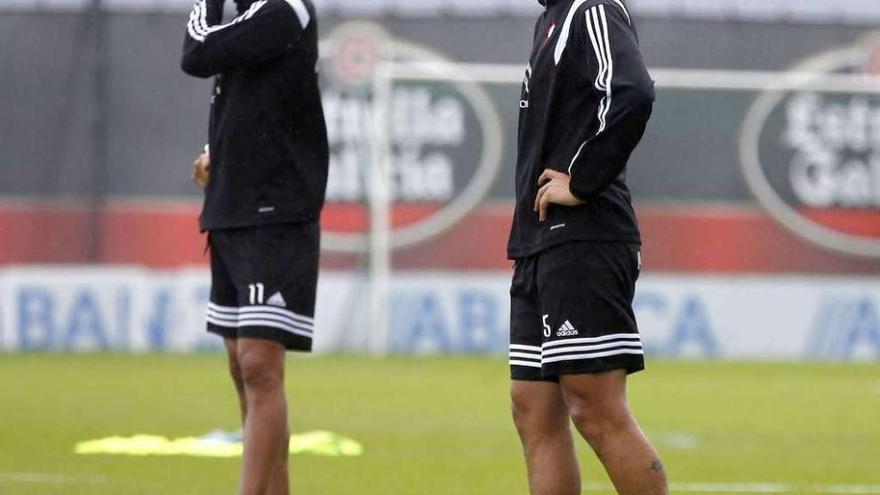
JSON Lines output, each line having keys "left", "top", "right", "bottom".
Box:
{"left": 558, "top": 369, "right": 627, "bottom": 405}
{"left": 224, "top": 338, "right": 243, "bottom": 375}
{"left": 558, "top": 370, "right": 633, "bottom": 425}
{"left": 236, "top": 337, "right": 287, "bottom": 385}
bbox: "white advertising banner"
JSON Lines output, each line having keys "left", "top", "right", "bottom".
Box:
{"left": 0, "top": 267, "right": 878, "bottom": 360}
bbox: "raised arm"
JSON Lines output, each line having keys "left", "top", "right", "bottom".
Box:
{"left": 181, "top": 0, "right": 311, "bottom": 78}
{"left": 566, "top": 1, "right": 654, "bottom": 201}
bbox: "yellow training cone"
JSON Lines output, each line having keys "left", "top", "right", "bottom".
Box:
{"left": 75, "top": 431, "right": 363, "bottom": 458}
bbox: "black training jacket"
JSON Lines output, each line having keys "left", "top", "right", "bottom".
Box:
{"left": 181, "top": 0, "right": 328, "bottom": 231}
{"left": 507, "top": 0, "right": 655, "bottom": 259}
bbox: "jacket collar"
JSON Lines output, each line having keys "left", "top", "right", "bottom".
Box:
{"left": 235, "top": 0, "right": 257, "bottom": 13}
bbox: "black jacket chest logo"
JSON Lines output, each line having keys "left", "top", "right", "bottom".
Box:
{"left": 521, "top": 64, "right": 533, "bottom": 109}
{"left": 521, "top": 18, "right": 562, "bottom": 110}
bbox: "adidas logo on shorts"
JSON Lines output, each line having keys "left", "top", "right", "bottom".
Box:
{"left": 266, "top": 292, "right": 287, "bottom": 308}
{"left": 556, "top": 320, "right": 579, "bottom": 337}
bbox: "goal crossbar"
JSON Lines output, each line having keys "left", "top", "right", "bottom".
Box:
{"left": 381, "top": 62, "right": 880, "bottom": 94}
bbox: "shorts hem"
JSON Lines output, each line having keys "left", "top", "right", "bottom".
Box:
{"left": 208, "top": 324, "right": 312, "bottom": 352}
{"left": 207, "top": 324, "right": 237, "bottom": 340}
{"left": 510, "top": 369, "right": 559, "bottom": 383}
{"left": 543, "top": 355, "right": 646, "bottom": 378}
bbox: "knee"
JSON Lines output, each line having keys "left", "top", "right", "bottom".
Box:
{"left": 238, "top": 351, "right": 282, "bottom": 393}
{"left": 227, "top": 354, "right": 244, "bottom": 388}
{"left": 565, "top": 392, "right": 631, "bottom": 449}
{"left": 511, "top": 387, "right": 566, "bottom": 440}
{"left": 510, "top": 388, "right": 534, "bottom": 436}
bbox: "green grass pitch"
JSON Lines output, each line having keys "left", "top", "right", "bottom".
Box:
{"left": 1, "top": 355, "right": 878, "bottom": 494}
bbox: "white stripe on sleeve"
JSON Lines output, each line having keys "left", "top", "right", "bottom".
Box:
{"left": 610, "top": 0, "right": 632, "bottom": 25}
{"left": 283, "top": 0, "right": 311, "bottom": 29}
{"left": 587, "top": 5, "right": 614, "bottom": 133}
{"left": 569, "top": 4, "right": 616, "bottom": 174}
{"left": 597, "top": 5, "right": 614, "bottom": 133}
{"left": 186, "top": 1, "right": 208, "bottom": 40}
{"left": 188, "top": 0, "right": 269, "bottom": 43}
{"left": 586, "top": 7, "right": 609, "bottom": 91}
{"left": 553, "top": 0, "right": 590, "bottom": 65}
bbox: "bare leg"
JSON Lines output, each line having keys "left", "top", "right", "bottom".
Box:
{"left": 224, "top": 338, "right": 247, "bottom": 421}
{"left": 226, "top": 338, "right": 289, "bottom": 495}
{"left": 511, "top": 380, "right": 581, "bottom": 495}
{"left": 560, "top": 371, "right": 668, "bottom": 495}
{"left": 236, "top": 338, "right": 290, "bottom": 495}
{"left": 266, "top": 424, "right": 290, "bottom": 495}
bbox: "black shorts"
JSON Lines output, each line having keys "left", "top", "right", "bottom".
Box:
{"left": 509, "top": 242, "right": 644, "bottom": 381}
{"left": 207, "top": 222, "right": 320, "bottom": 352}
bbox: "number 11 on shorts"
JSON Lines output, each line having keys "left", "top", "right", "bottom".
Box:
{"left": 248, "top": 283, "right": 264, "bottom": 305}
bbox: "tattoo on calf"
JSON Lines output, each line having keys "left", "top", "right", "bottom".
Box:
{"left": 650, "top": 460, "right": 664, "bottom": 472}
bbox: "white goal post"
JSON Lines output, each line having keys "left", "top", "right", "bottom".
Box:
{"left": 366, "top": 61, "right": 880, "bottom": 355}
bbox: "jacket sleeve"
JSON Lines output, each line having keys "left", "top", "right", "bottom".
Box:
{"left": 565, "top": 2, "right": 654, "bottom": 201}
{"left": 181, "top": 0, "right": 311, "bottom": 78}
